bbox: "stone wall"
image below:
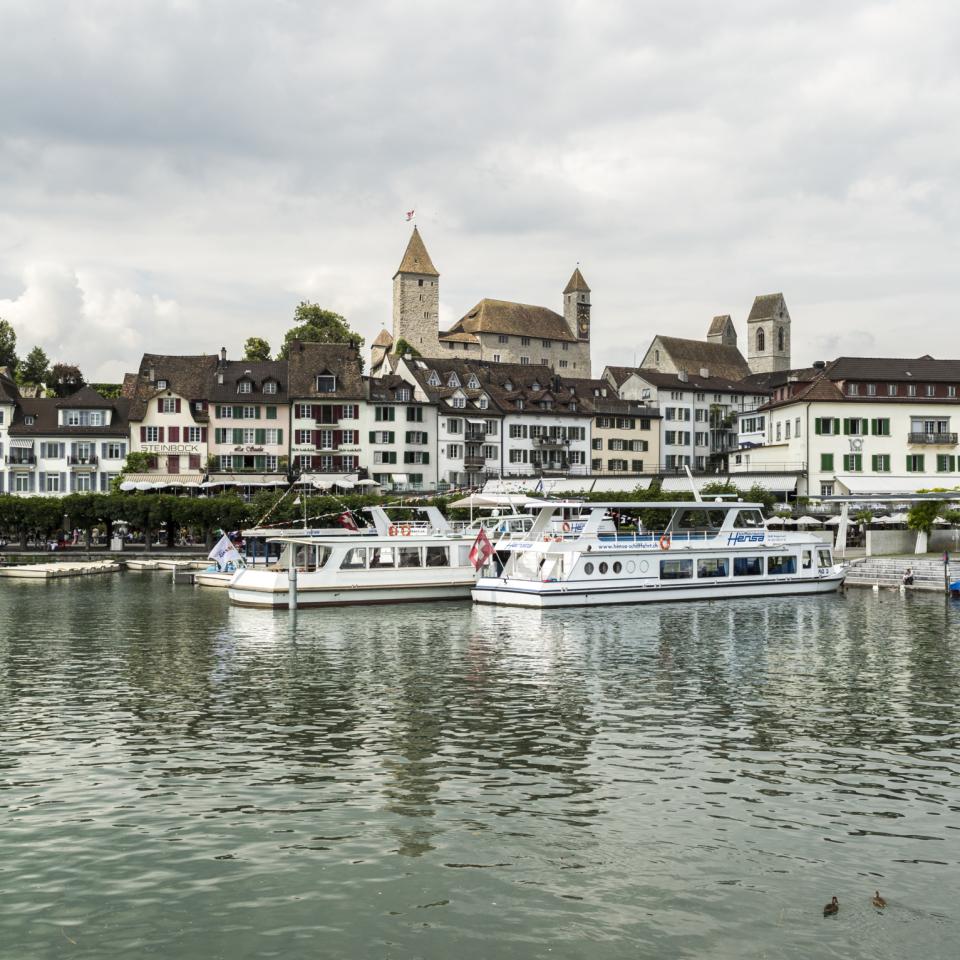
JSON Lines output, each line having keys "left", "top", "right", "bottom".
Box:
{"left": 866, "top": 528, "right": 960, "bottom": 555}
{"left": 393, "top": 273, "right": 440, "bottom": 356}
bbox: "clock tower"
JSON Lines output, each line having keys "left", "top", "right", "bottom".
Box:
{"left": 563, "top": 266, "right": 591, "bottom": 342}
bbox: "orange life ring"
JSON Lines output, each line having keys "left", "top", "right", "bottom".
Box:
{"left": 401, "top": 525, "right": 412, "bottom": 537}
{"left": 658, "top": 533, "right": 672, "bottom": 551}
{"left": 561, "top": 521, "right": 572, "bottom": 533}
{"left": 388, "top": 525, "right": 398, "bottom": 537}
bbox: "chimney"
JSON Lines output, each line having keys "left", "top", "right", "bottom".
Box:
{"left": 217, "top": 372, "right": 224, "bottom": 384}
{"left": 813, "top": 360, "right": 826, "bottom": 370}
{"left": 678, "top": 370, "right": 689, "bottom": 383}
{"left": 220, "top": 346, "right": 227, "bottom": 364}
{"left": 699, "top": 367, "right": 709, "bottom": 379}
{"left": 148, "top": 367, "right": 155, "bottom": 382}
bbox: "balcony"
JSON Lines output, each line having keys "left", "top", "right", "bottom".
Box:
{"left": 314, "top": 415, "right": 340, "bottom": 427}
{"left": 464, "top": 429, "right": 487, "bottom": 442}
{"left": 531, "top": 435, "right": 570, "bottom": 448}
{"left": 908, "top": 432, "right": 957, "bottom": 445}
{"left": 68, "top": 455, "right": 99, "bottom": 467}
{"left": 5, "top": 455, "right": 35, "bottom": 466}
{"left": 464, "top": 455, "right": 486, "bottom": 468}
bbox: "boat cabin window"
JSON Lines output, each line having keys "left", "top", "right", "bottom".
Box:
{"left": 674, "top": 509, "right": 726, "bottom": 530}
{"left": 370, "top": 547, "right": 397, "bottom": 569}
{"left": 292, "top": 543, "right": 330, "bottom": 570}
{"left": 733, "top": 509, "right": 764, "bottom": 528}
{"left": 457, "top": 544, "right": 473, "bottom": 567}
{"left": 342, "top": 547, "right": 367, "bottom": 569}
{"left": 660, "top": 558, "right": 693, "bottom": 580}
{"left": 767, "top": 555, "right": 797, "bottom": 575}
{"left": 801, "top": 550, "right": 812, "bottom": 569}
{"left": 697, "top": 558, "right": 729, "bottom": 578}
{"left": 425, "top": 546, "right": 449, "bottom": 567}
{"left": 817, "top": 548, "right": 833, "bottom": 568}
{"left": 584, "top": 562, "right": 594, "bottom": 575}
{"left": 733, "top": 556, "right": 763, "bottom": 577}
{"left": 398, "top": 546, "right": 421, "bottom": 568}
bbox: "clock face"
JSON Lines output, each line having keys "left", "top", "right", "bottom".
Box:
{"left": 578, "top": 318, "right": 589, "bottom": 335}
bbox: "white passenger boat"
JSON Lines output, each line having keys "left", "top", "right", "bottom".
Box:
{"left": 472, "top": 500, "right": 846, "bottom": 608}
{"left": 227, "top": 507, "right": 475, "bottom": 608}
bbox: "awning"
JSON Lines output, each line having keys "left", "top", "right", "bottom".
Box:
{"left": 592, "top": 477, "right": 652, "bottom": 492}
{"left": 122, "top": 472, "right": 204, "bottom": 488}
{"left": 835, "top": 475, "right": 945, "bottom": 495}
{"left": 298, "top": 473, "right": 357, "bottom": 490}
{"left": 676, "top": 473, "right": 798, "bottom": 493}
{"left": 9, "top": 439, "right": 34, "bottom": 448}
{"left": 391, "top": 474, "right": 410, "bottom": 483}
{"left": 467, "top": 418, "right": 488, "bottom": 425}
{"left": 202, "top": 474, "right": 287, "bottom": 488}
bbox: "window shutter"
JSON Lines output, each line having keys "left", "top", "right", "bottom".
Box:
{"left": 140, "top": 426, "right": 146, "bottom": 442}
{"left": 266, "top": 406, "right": 277, "bottom": 420}
{"left": 333, "top": 405, "right": 342, "bottom": 419}
{"left": 232, "top": 428, "right": 242, "bottom": 445}
{"left": 814, "top": 419, "right": 822, "bottom": 435}
{"left": 277, "top": 429, "right": 283, "bottom": 444}
{"left": 169, "top": 426, "right": 180, "bottom": 442}
{"left": 70, "top": 442, "right": 77, "bottom": 459}
{"left": 39, "top": 471, "right": 45, "bottom": 490}
{"left": 157, "top": 427, "right": 165, "bottom": 442}
{"left": 157, "top": 399, "right": 163, "bottom": 412}
{"left": 175, "top": 399, "right": 181, "bottom": 413}
{"left": 255, "top": 429, "right": 265, "bottom": 444}
{"left": 233, "top": 405, "right": 242, "bottom": 419}
{"left": 255, "top": 455, "right": 265, "bottom": 471}
{"left": 189, "top": 454, "right": 200, "bottom": 470}
{"left": 369, "top": 431, "right": 376, "bottom": 443}
{"left": 333, "top": 430, "right": 342, "bottom": 447}
{"left": 255, "top": 406, "right": 260, "bottom": 418}
{"left": 70, "top": 472, "right": 76, "bottom": 492}
{"left": 422, "top": 452, "right": 429, "bottom": 464}
{"left": 201, "top": 428, "right": 207, "bottom": 442}
{"left": 60, "top": 472, "right": 67, "bottom": 491}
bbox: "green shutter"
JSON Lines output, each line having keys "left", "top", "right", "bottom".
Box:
{"left": 255, "top": 456, "right": 265, "bottom": 471}
{"left": 422, "top": 452, "right": 429, "bottom": 464}
{"left": 232, "top": 428, "right": 242, "bottom": 445}
{"left": 266, "top": 406, "right": 277, "bottom": 420}
{"left": 387, "top": 431, "right": 395, "bottom": 443}
{"left": 231, "top": 405, "right": 240, "bottom": 419}
{"left": 277, "top": 429, "right": 283, "bottom": 444}
{"left": 821, "top": 453, "right": 834, "bottom": 471}
{"left": 255, "top": 429, "right": 266, "bottom": 444}
{"left": 842, "top": 418, "right": 850, "bottom": 435}
{"left": 814, "top": 419, "right": 822, "bottom": 435}
{"left": 369, "top": 431, "right": 376, "bottom": 443}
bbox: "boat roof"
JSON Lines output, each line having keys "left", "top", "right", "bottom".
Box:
{"left": 534, "top": 500, "right": 764, "bottom": 510}
{"left": 267, "top": 534, "right": 466, "bottom": 546}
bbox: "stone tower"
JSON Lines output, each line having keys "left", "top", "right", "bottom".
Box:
{"left": 746, "top": 293, "right": 791, "bottom": 374}
{"left": 706, "top": 314, "right": 737, "bottom": 347}
{"left": 563, "top": 267, "right": 591, "bottom": 343}
{"left": 392, "top": 226, "right": 440, "bottom": 357}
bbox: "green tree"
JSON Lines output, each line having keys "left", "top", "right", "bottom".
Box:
{"left": 0, "top": 318, "right": 18, "bottom": 375}
{"left": 277, "top": 302, "right": 364, "bottom": 361}
{"left": 17, "top": 345, "right": 50, "bottom": 387}
{"left": 48, "top": 363, "right": 85, "bottom": 397}
{"left": 243, "top": 337, "right": 271, "bottom": 362}
{"left": 393, "top": 337, "right": 422, "bottom": 358}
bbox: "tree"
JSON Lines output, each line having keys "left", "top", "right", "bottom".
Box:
{"left": 907, "top": 500, "right": 943, "bottom": 554}
{"left": 277, "top": 302, "right": 364, "bottom": 361}
{"left": 393, "top": 338, "right": 422, "bottom": 359}
{"left": 243, "top": 337, "right": 271, "bottom": 362}
{"left": 49, "top": 363, "right": 85, "bottom": 398}
{"left": 0, "top": 318, "right": 18, "bottom": 375}
{"left": 17, "top": 345, "right": 50, "bottom": 387}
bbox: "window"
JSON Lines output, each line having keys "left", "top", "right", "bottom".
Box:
{"left": 425, "top": 546, "right": 449, "bottom": 567}
{"left": 447, "top": 372, "right": 460, "bottom": 388}
{"left": 24, "top": 415, "right": 35, "bottom": 425}
{"left": 315, "top": 375, "right": 336, "bottom": 392}
{"left": 15, "top": 474, "right": 31, "bottom": 492}
{"left": 540, "top": 358, "right": 549, "bottom": 366}
{"left": 396, "top": 388, "right": 411, "bottom": 402}
{"left": 341, "top": 404, "right": 357, "bottom": 419}
{"left": 733, "top": 556, "right": 763, "bottom": 577}
{"left": 756, "top": 328, "right": 765, "bottom": 352}
{"left": 697, "top": 558, "right": 729, "bottom": 578}
{"left": 843, "top": 454, "right": 862, "bottom": 472}
{"left": 144, "top": 426, "right": 160, "bottom": 442}
{"left": 447, "top": 418, "right": 462, "bottom": 434}
{"left": 406, "top": 407, "right": 424, "bottom": 422}
{"left": 866, "top": 383, "right": 876, "bottom": 396}
{"left": 265, "top": 429, "right": 279, "bottom": 445}
{"left": 820, "top": 453, "right": 834, "bottom": 471}
{"left": 907, "top": 384, "right": 917, "bottom": 397}
{"left": 373, "top": 451, "right": 397, "bottom": 464}
{"left": 104, "top": 443, "right": 125, "bottom": 460}
{"left": 777, "top": 327, "right": 784, "bottom": 351}
{"left": 156, "top": 379, "right": 168, "bottom": 389}
{"left": 447, "top": 444, "right": 462, "bottom": 458}
{"left": 926, "top": 384, "right": 936, "bottom": 397}
{"left": 263, "top": 380, "right": 277, "bottom": 394}
{"left": 369, "top": 431, "right": 395, "bottom": 444}
{"left": 45, "top": 474, "right": 61, "bottom": 493}
{"left": 795, "top": 417, "right": 801, "bottom": 438}
{"left": 477, "top": 396, "right": 488, "bottom": 409}
{"left": 843, "top": 418, "right": 868, "bottom": 435}
{"left": 520, "top": 356, "right": 530, "bottom": 365}
{"left": 887, "top": 384, "right": 897, "bottom": 396}
{"left": 949, "top": 386, "right": 957, "bottom": 398}
{"left": 541, "top": 339, "right": 552, "bottom": 348}
{"left": 342, "top": 547, "right": 367, "bottom": 569}
{"left": 451, "top": 396, "right": 466, "bottom": 409}
{"left": 237, "top": 380, "right": 252, "bottom": 394}
{"left": 493, "top": 354, "right": 501, "bottom": 363}
{"left": 872, "top": 454, "right": 890, "bottom": 472}
{"left": 906, "top": 454, "right": 925, "bottom": 472}
{"left": 265, "top": 455, "right": 278, "bottom": 471}
{"left": 847, "top": 383, "right": 859, "bottom": 396}
{"left": 375, "top": 406, "right": 395, "bottom": 422}
{"left": 660, "top": 559, "right": 693, "bottom": 580}
{"left": 498, "top": 334, "right": 508, "bottom": 344}
{"left": 242, "top": 428, "right": 256, "bottom": 444}
{"left": 871, "top": 418, "right": 890, "bottom": 436}
{"left": 767, "top": 555, "right": 797, "bottom": 575}
{"left": 936, "top": 455, "right": 957, "bottom": 472}
{"left": 814, "top": 418, "right": 840, "bottom": 435}
{"left": 161, "top": 397, "right": 177, "bottom": 413}
{"left": 520, "top": 336, "right": 530, "bottom": 346}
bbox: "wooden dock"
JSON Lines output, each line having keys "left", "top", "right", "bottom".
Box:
{"left": 0, "top": 560, "right": 123, "bottom": 580}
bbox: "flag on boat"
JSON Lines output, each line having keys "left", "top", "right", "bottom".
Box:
{"left": 338, "top": 510, "right": 359, "bottom": 531}
{"left": 209, "top": 533, "right": 242, "bottom": 570}
{"left": 468, "top": 528, "right": 494, "bottom": 570}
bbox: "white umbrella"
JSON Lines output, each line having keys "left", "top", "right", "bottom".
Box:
{"left": 134, "top": 482, "right": 154, "bottom": 491}
{"left": 355, "top": 478, "right": 380, "bottom": 487}
{"left": 824, "top": 515, "right": 843, "bottom": 526}
{"left": 119, "top": 481, "right": 136, "bottom": 492}
{"left": 795, "top": 515, "right": 823, "bottom": 527}
{"left": 311, "top": 480, "right": 333, "bottom": 491}
{"left": 889, "top": 512, "right": 909, "bottom": 523}
{"left": 335, "top": 480, "right": 355, "bottom": 489}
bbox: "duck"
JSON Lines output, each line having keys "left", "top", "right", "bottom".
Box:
{"left": 872, "top": 891, "right": 887, "bottom": 909}
{"left": 823, "top": 896, "right": 839, "bottom": 916}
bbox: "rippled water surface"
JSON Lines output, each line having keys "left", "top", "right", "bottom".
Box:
{"left": 2, "top": 576, "right": 959, "bottom": 959}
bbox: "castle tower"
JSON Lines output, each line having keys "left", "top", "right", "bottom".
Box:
{"left": 706, "top": 314, "right": 737, "bottom": 347}
{"left": 563, "top": 267, "right": 591, "bottom": 342}
{"left": 746, "top": 293, "right": 791, "bottom": 374}
{"left": 392, "top": 226, "right": 440, "bottom": 356}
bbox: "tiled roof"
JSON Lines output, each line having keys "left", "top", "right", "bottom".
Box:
{"left": 739, "top": 367, "right": 820, "bottom": 391}
{"left": 207, "top": 359, "right": 288, "bottom": 403}
{"left": 127, "top": 353, "right": 219, "bottom": 420}
{"left": 445, "top": 299, "right": 577, "bottom": 342}
{"left": 394, "top": 226, "right": 439, "bottom": 278}
{"left": 563, "top": 267, "right": 590, "bottom": 294}
{"left": 653, "top": 336, "right": 751, "bottom": 381}
{"left": 286, "top": 341, "right": 365, "bottom": 399}
{"left": 9, "top": 397, "right": 130, "bottom": 436}
{"left": 707, "top": 314, "right": 733, "bottom": 336}
{"left": 372, "top": 328, "right": 394, "bottom": 348}
{"left": 633, "top": 367, "right": 770, "bottom": 395}
{"left": 825, "top": 356, "right": 960, "bottom": 382}
{"left": 747, "top": 293, "right": 788, "bottom": 322}
{"left": 438, "top": 330, "right": 480, "bottom": 344}
{"left": 603, "top": 365, "right": 637, "bottom": 387}
{"left": 54, "top": 386, "right": 114, "bottom": 408}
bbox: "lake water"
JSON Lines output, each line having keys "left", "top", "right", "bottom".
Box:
{"left": 1, "top": 575, "right": 958, "bottom": 959}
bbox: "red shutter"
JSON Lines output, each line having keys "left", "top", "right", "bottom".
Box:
{"left": 201, "top": 428, "right": 207, "bottom": 442}
{"left": 313, "top": 430, "right": 320, "bottom": 448}
{"left": 333, "top": 405, "right": 342, "bottom": 420}
{"left": 189, "top": 454, "right": 200, "bottom": 470}
{"left": 157, "top": 427, "right": 165, "bottom": 442}
{"left": 333, "top": 430, "right": 342, "bottom": 447}
{"left": 157, "top": 398, "right": 163, "bottom": 412}
{"left": 175, "top": 399, "right": 181, "bottom": 413}
{"left": 312, "top": 404, "right": 319, "bottom": 420}
{"left": 140, "top": 426, "right": 146, "bottom": 441}
{"left": 169, "top": 426, "right": 180, "bottom": 442}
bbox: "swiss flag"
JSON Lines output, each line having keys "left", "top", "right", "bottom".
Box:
{"left": 468, "top": 528, "right": 494, "bottom": 571}
{"left": 338, "top": 511, "right": 359, "bottom": 531}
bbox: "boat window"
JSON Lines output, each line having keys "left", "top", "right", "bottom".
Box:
{"left": 660, "top": 558, "right": 693, "bottom": 580}
{"left": 817, "top": 549, "right": 832, "bottom": 568}
{"left": 425, "top": 546, "right": 449, "bottom": 567}
{"left": 457, "top": 545, "right": 473, "bottom": 567}
{"left": 369, "top": 547, "right": 397, "bottom": 569}
{"left": 599, "top": 562, "right": 608, "bottom": 574}
{"left": 697, "top": 558, "right": 729, "bottom": 578}
{"left": 675, "top": 509, "right": 725, "bottom": 530}
{"left": 398, "top": 546, "right": 422, "bottom": 568}
{"left": 342, "top": 547, "right": 367, "bottom": 569}
{"left": 767, "top": 555, "right": 797, "bottom": 575}
{"left": 613, "top": 561, "right": 622, "bottom": 574}
{"left": 733, "top": 510, "right": 765, "bottom": 528}
{"left": 733, "top": 556, "right": 763, "bottom": 576}
{"left": 801, "top": 550, "right": 812, "bottom": 569}
{"left": 584, "top": 562, "right": 594, "bottom": 575}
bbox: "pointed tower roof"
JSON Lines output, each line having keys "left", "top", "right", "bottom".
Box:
{"left": 747, "top": 293, "right": 787, "bottom": 322}
{"left": 394, "top": 226, "right": 439, "bottom": 278}
{"left": 563, "top": 267, "right": 590, "bottom": 294}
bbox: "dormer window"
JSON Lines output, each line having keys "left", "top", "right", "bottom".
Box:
{"left": 516, "top": 399, "right": 524, "bottom": 410}
{"left": 25, "top": 415, "right": 35, "bottom": 425}
{"left": 427, "top": 372, "right": 441, "bottom": 387}
{"left": 847, "top": 383, "right": 858, "bottom": 396}
{"left": 531, "top": 381, "right": 541, "bottom": 391}
{"left": 570, "top": 402, "right": 577, "bottom": 411}
{"left": 397, "top": 387, "right": 411, "bottom": 402}
{"left": 315, "top": 375, "right": 336, "bottom": 393}
{"left": 503, "top": 380, "right": 513, "bottom": 391}
{"left": 447, "top": 372, "right": 460, "bottom": 388}
{"left": 263, "top": 381, "right": 277, "bottom": 394}
{"left": 237, "top": 380, "right": 253, "bottom": 394}
{"left": 540, "top": 400, "right": 553, "bottom": 410}
{"left": 467, "top": 375, "right": 480, "bottom": 389}
{"left": 477, "top": 395, "right": 489, "bottom": 409}
{"left": 451, "top": 396, "right": 466, "bottom": 409}
{"left": 157, "top": 379, "right": 168, "bottom": 390}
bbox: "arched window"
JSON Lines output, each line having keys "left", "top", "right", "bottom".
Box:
{"left": 757, "top": 328, "right": 765, "bottom": 352}
{"left": 777, "top": 326, "right": 785, "bottom": 351}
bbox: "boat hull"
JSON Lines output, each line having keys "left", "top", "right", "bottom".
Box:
{"left": 195, "top": 571, "right": 237, "bottom": 588}
{"left": 229, "top": 581, "right": 473, "bottom": 608}
{"left": 472, "top": 572, "right": 846, "bottom": 608}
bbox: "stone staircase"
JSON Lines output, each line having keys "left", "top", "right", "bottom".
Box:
{"left": 844, "top": 556, "right": 960, "bottom": 591}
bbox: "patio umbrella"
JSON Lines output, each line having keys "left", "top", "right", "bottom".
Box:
{"left": 764, "top": 516, "right": 786, "bottom": 526}
{"left": 355, "top": 478, "right": 380, "bottom": 487}
{"left": 119, "top": 481, "right": 136, "bottom": 492}
{"left": 824, "top": 516, "right": 843, "bottom": 526}
{"left": 795, "top": 515, "right": 823, "bottom": 527}
{"left": 134, "top": 482, "right": 154, "bottom": 491}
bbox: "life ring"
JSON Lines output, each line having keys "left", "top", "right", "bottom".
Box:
{"left": 388, "top": 525, "right": 398, "bottom": 537}
{"left": 401, "top": 525, "right": 412, "bottom": 537}
{"left": 561, "top": 521, "right": 572, "bottom": 533}
{"left": 658, "top": 533, "right": 672, "bottom": 551}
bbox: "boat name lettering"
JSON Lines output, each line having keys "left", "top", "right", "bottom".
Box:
{"left": 726, "top": 531, "right": 766, "bottom": 546}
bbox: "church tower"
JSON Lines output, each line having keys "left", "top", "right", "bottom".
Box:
{"left": 746, "top": 292, "right": 791, "bottom": 374}
{"left": 392, "top": 226, "right": 440, "bottom": 357}
{"left": 563, "top": 267, "right": 591, "bottom": 343}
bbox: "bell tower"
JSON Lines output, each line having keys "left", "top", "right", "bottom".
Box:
{"left": 747, "top": 292, "right": 791, "bottom": 374}
{"left": 563, "top": 267, "right": 591, "bottom": 342}
{"left": 392, "top": 226, "right": 440, "bottom": 356}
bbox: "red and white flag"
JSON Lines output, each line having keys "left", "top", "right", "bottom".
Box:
{"left": 405, "top": 209, "right": 415, "bottom": 221}
{"left": 468, "top": 528, "right": 494, "bottom": 571}
{"left": 337, "top": 510, "right": 359, "bottom": 531}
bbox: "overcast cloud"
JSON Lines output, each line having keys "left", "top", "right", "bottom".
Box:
{"left": 1, "top": 0, "right": 959, "bottom": 381}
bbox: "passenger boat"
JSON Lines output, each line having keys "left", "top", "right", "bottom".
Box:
{"left": 228, "top": 507, "right": 475, "bottom": 608}
{"left": 472, "top": 500, "right": 846, "bottom": 608}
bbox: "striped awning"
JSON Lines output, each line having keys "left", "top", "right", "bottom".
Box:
{"left": 9, "top": 438, "right": 34, "bottom": 448}
{"left": 202, "top": 474, "right": 287, "bottom": 488}
{"left": 122, "top": 472, "right": 204, "bottom": 488}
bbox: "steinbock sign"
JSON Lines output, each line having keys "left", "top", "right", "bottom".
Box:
{"left": 140, "top": 443, "right": 201, "bottom": 454}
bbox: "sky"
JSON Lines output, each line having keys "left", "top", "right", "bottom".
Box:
{"left": 1, "top": 0, "right": 959, "bottom": 382}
